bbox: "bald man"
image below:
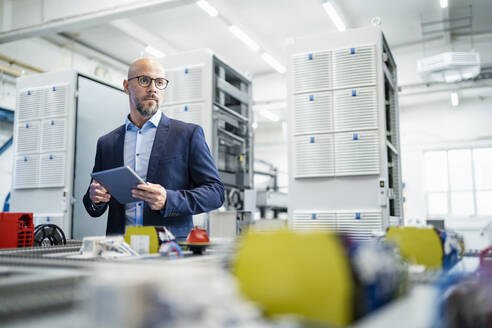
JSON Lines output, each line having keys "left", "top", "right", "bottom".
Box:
{"left": 83, "top": 58, "right": 224, "bottom": 239}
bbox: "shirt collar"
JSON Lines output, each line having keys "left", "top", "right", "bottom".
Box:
{"left": 125, "top": 110, "right": 162, "bottom": 131}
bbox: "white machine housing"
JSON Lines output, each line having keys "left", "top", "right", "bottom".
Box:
{"left": 286, "top": 26, "right": 403, "bottom": 240}
{"left": 11, "top": 70, "right": 127, "bottom": 239}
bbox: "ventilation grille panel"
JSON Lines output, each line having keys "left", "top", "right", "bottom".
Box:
{"left": 16, "top": 121, "right": 40, "bottom": 154}
{"left": 334, "top": 86, "right": 377, "bottom": 131}
{"left": 292, "top": 51, "right": 332, "bottom": 93}
{"left": 333, "top": 46, "right": 376, "bottom": 89}
{"left": 336, "top": 210, "right": 383, "bottom": 240}
{"left": 172, "top": 66, "right": 203, "bottom": 103}
{"left": 41, "top": 118, "right": 66, "bottom": 152}
{"left": 294, "top": 91, "right": 333, "bottom": 135}
{"left": 292, "top": 211, "right": 337, "bottom": 232}
{"left": 294, "top": 134, "right": 334, "bottom": 178}
{"left": 14, "top": 155, "right": 39, "bottom": 189}
{"left": 168, "top": 103, "right": 203, "bottom": 126}
{"left": 17, "top": 89, "right": 42, "bottom": 121}
{"left": 39, "top": 152, "right": 65, "bottom": 187}
{"left": 44, "top": 85, "right": 68, "bottom": 117}
{"left": 335, "top": 130, "right": 380, "bottom": 176}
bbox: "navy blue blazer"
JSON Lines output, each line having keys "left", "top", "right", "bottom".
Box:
{"left": 83, "top": 114, "right": 224, "bottom": 238}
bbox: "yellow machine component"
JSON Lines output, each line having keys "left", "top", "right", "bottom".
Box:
{"left": 124, "top": 226, "right": 161, "bottom": 254}
{"left": 385, "top": 226, "right": 443, "bottom": 270}
{"left": 232, "top": 229, "right": 354, "bottom": 326}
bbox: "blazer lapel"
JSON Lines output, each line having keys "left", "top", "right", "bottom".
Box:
{"left": 113, "top": 125, "right": 126, "bottom": 167}
{"left": 146, "top": 113, "right": 171, "bottom": 182}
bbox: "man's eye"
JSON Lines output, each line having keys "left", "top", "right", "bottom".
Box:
{"left": 140, "top": 76, "right": 151, "bottom": 84}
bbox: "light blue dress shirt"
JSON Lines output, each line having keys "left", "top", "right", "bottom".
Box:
{"left": 124, "top": 110, "right": 162, "bottom": 226}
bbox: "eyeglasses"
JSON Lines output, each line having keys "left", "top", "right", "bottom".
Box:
{"left": 128, "top": 75, "right": 169, "bottom": 90}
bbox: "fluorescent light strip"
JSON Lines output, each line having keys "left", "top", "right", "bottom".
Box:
{"left": 451, "top": 92, "right": 459, "bottom": 106}
{"left": 259, "top": 110, "right": 279, "bottom": 122}
{"left": 322, "top": 1, "right": 346, "bottom": 32}
{"left": 261, "top": 53, "right": 286, "bottom": 74}
{"left": 196, "top": 0, "right": 218, "bottom": 17}
{"left": 144, "top": 45, "right": 165, "bottom": 58}
{"left": 440, "top": 0, "right": 448, "bottom": 9}
{"left": 229, "top": 25, "right": 260, "bottom": 51}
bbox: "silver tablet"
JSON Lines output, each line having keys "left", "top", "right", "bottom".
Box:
{"left": 90, "top": 166, "right": 145, "bottom": 204}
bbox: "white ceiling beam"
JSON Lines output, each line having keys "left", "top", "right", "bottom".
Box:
{"left": 0, "top": 0, "right": 189, "bottom": 44}
{"left": 109, "top": 19, "right": 180, "bottom": 56}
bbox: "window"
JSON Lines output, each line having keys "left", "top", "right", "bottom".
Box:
{"left": 425, "top": 147, "right": 492, "bottom": 218}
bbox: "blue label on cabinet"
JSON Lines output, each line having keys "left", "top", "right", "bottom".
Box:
{"left": 24, "top": 157, "right": 27, "bottom": 162}
{"left": 310, "top": 137, "right": 315, "bottom": 143}
{"left": 308, "top": 53, "right": 313, "bottom": 60}
{"left": 51, "top": 120, "right": 55, "bottom": 125}
{"left": 355, "top": 212, "right": 361, "bottom": 220}
{"left": 25, "top": 123, "right": 29, "bottom": 128}
{"left": 352, "top": 90, "right": 357, "bottom": 97}
{"left": 312, "top": 213, "right": 317, "bottom": 220}
{"left": 47, "top": 216, "right": 50, "bottom": 222}
{"left": 52, "top": 86, "right": 56, "bottom": 91}
{"left": 184, "top": 105, "right": 188, "bottom": 111}
{"left": 353, "top": 133, "right": 358, "bottom": 140}
{"left": 27, "top": 90, "right": 31, "bottom": 96}
{"left": 309, "top": 95, "right": 314, "bottom": 101}
{"left": 350, "top": 48, "right": 355, "bottom": 54}
{"left": 49, "top": 154, "right": 53, "bottom": 160}
{"left": 185, "top": 68, "right": 189, "bottom": 74}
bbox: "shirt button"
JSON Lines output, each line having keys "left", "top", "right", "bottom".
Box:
{"left": 136, "top": 153, "right": 139, "bottom": 156}
{"left": 138, "top": 203, "right": 141, "bottom": 206}
{"left": 138, "top": 131, "right": 142, "bottom": 134}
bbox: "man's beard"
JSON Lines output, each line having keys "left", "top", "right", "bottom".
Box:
{"left": 135, "top": 97, "right": 159, "bottom": 119}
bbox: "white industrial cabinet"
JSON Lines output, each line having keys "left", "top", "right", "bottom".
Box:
{"left": 287, "top": 27, "right": 403, "bottom": 240}
{"left": 11, "top": 70, "right": 127, "bottom": 239}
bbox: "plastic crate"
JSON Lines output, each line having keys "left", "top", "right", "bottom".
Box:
{"left": 0, "top": 212, "right": 34, "bottom": 248}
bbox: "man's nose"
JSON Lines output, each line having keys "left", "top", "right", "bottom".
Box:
{"left": 147, "top": 81, "right": 159, "bottom": 93}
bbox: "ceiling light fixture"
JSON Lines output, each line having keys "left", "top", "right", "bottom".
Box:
{"left": 229, "top": 25, "right": 260, "bottom": 51}
{"left": 260, "top": 110, "right": 279, "bottom": 122}
{"left": 261, "top": 53, "right": 286, "bottom": 74}
{"left": 322, "top": 1, "right": 346, "bottom": 32}
{"left": 144, "top": 45, "right": 165, "bottom": 58}
{"left": 451, "top": 91, "right": 459, "bottom": 106}
{"left": 196, "top": 0, "right": 218, "bottom": 17}
{"left": 440, "top": 0, "right": 449, "bottom": 9}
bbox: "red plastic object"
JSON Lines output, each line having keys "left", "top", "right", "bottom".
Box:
{"left": 0, "top": 212, "right": 34, "bottom": 249}
{"left": 479, "top": 246, "right": 492, "bottom": 274}
{"left": 186, "top": 226, "right": 210, "bottom": 244}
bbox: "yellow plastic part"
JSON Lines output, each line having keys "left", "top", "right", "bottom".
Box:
{"left": 124, "top": 226, "right": 160, "bottom": 253}
{"left": 232, "top": 229, "right": 354, "bottom": 326}
{"left": 385, "top": 226, "right": 443, "bottom": 270}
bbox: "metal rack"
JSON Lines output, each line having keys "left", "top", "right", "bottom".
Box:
{"left": 161, "top": 50, "right": 254, "bottom": 212}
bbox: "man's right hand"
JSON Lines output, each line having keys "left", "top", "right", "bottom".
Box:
{"left": 89, "top": 181, "right": 111, "bottom": 203}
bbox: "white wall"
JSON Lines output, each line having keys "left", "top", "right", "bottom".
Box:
{"left": 395, "top": 35, "right": 492, "bottom": 250}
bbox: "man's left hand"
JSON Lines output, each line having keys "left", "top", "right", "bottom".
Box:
{"left": 132, "top": 182, "right": 167, "bottom": 211}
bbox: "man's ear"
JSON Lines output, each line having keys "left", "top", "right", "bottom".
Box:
{"left": 123, "top": 80, "right": 130, "bottom": 94}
